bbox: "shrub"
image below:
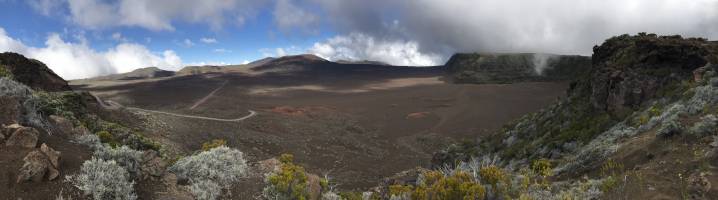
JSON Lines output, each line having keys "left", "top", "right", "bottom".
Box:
{"left": 169, "top": 146, "right": 248, "bottom": 200}
{"left": 531, "top": 159, "right": 553, "bottom": 177}
{"left": 71, "top": 158, "right": 136, "bottom": 200}
{"left": 0, "top": 65, "right": 13, "bottom": 79}
{"left": 264, "top": 154, "right": 310, "bottom": 200}
{"left": 656, "top": 118, "right": 684, "bottom": 137}
{"left": 123, "top": 133, "right": 161, "bottom": 151}
{"left": 0, "top": 78, "right": 51, "bottom": 133}
{"left": 689, "top": 114, "right": 718, "bottom": 135}
{"left": 94, "top": 145, "right": 143, "bottom": 178}
{"left": 479, "top": 165, "right": 506, "bottom": 190}
{"left": 74, "top": 134, "right": 102, "bottom": 150}
{"left": 201, "top": 139, "right": 227, "bottom": 151}
{"left": 414, "top": 170, "right": 486, "bottom": 200}
{"left": 321, "top": 191, "right": 342, "bottom": 200}
{"left": 189, "top": 180, "right": 222, "bottom": 200}
{"left": 97, "top": 131, "right": 114, "bottom": 144}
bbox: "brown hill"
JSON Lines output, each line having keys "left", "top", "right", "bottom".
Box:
{"left": 0, "top": 52, "right": 71, "bottom": 91}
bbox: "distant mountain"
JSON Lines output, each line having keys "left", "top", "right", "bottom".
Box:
{"left": 335, "top": 59, "right": 390, "bottom": 66}
{"left": 445, "top": 53, "right": 591, "bottom": 84}
{"left": 89, "top": 67, "right": 175, "bottom": 81}
{"left": 0, "top": 52, "right": 71, "bottom": 91}
{"left": 176, "top": 65, "right": 226, "bottom": 76}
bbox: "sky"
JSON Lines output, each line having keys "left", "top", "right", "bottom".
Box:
{"left": 0, "top": 0, "right": 717, "bottom": 79}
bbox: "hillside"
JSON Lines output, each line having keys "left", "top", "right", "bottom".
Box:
{"left": 420, "top": 33, "right": 718, "bottom": 199}
{"left": 0, "top": 52, "right": 71, "bottom": 91}
{"left": 445, "top": 53, "right": 591, "bottom": 84}
{"left": 87, "top": 67, "right": 175, "bottom": 81}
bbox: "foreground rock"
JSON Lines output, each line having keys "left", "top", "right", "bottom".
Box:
{"left": 16, "top": 143, "right": 61, "bottom": 183}
{"left": 5, "top": 126, "right": 39, "bottom": 148}
{"left": 0, "top": 96, "right": 21, "bottom": 125}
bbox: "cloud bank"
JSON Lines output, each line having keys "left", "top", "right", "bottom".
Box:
{"left": 0, "top": 28, "right": 182, "bottom": 80}
{"left": 19, "top": 0, "right": 718, "bottom": 71}
{"left": 63, "top": 0, "right": 265, "bottom": 31}
{"left": 309, "top": 0, "right": 718, "bottom": 64}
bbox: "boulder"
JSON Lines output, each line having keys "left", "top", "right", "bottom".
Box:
{"left": 5, "top": 127, "right": 38, "bottom": 148}
{"left": 17, "top": 151, "right": 50, "bottom": 182}
{"left": 2, "top": 123, "right": 23, "bottom": 137}
{"left": 49, "top": 115, "right": 74, "bottom": 136}
{"left": 17, "top": 145, "right": 62, "bottom": 183}
{"left": 40, "top": 143, "right": 60, "bottom": 168}
{"left": 0, "top": 96, "right": 21, "bottom": 125}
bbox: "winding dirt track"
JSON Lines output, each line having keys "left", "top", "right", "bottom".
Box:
{"left": 92, "top": 93, "right": 257, "bottom": 122}
{"left": 129, "top": 107, "right": 257, "bottom": 122}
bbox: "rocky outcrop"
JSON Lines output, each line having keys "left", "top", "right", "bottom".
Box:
{"left": 0, "top": 96, "right": 21, "bottom": 125}
{"left": 444, "top": 53, "right": 591, "bottom": 84}
{"left": 0, "top": 52, "right": 71, "bottom": 91}
{"left": 586, "top": 34, "right": 718, "bottom": 115}
{"left": 17, "top": 143, "right": 61, "bottom": 183}
{"left": 5, "top": 126, "right": 39, "bottom": 148}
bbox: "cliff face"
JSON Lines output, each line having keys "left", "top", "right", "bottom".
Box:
{"left": 587, "top": 34, "right": 717, "bottom": 115}
{"left": 0, "top": 52, "right": 71, "bottom": 91}
{"left": 444, "top": 53, "right": 591, "bottom": 84}
{"left": 435, "top": 33, "right": 718, "bottom": 174}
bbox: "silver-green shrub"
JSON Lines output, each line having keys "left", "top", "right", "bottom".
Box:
{"left": 71, "top": 158, "right": 136, "bottom": 200}
{"left": 94, "top": 145, "right": 144, "bottom": 178}
{"left": 689, "top": 114, "right": 718, "bottom": 135}
{"left": 188, "top": 179, "right": 222, "bottom": 200}
{"left": 169, "top": 146, "right": 249, "bottom": 200}
{"left": 73, "top": 134, "right": 102, "bottom": 150}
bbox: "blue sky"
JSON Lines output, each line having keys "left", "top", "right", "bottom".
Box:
{"left": 1, "top": 0, "right": 717, "bottom": 79}
{"left": 0, "top": 0, "right": 333, "bottom": 65}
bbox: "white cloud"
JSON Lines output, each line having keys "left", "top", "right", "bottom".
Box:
{"left": 308, "top": 32, "right": 442, "bottom": 66}
{"left": 26, "top": 0, "right": 64, "bottom": 16}
{"left": 213, "top": 48, "right": 231, "bottom": 53}
{"left": 183, "top": 39, "right": 194, "bottom": 47}
{"left": 186, "top": 61, "right": 229, "bottom": 66}
{"left": 105, "top": 43, "right": 182, "bottom": 73}
{"left": 200, "top": 37, "right": 218, "bottom": 44}
{"left": 312, "top": 0, "right": 718, "bottom": 59}
{"left": 111, "top": 32, "right": 129, "bottom": 42}
{"left": 260, "top": 46, "right": 303, "bottom": 57}
{"left": 0, "top": 27, "right": 182, "bottom": 80}
{"left": 273, "top": 0, "right": 319, "bottom": 33}
{"left": 62, "top": 0, "right": 266, "bottom": 31}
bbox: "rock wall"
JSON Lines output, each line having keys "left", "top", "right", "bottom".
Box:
{"left": 444, "top": 53, "right": 591, "bottom": 84}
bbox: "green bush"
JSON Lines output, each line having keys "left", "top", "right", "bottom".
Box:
{"left": 201, "top": 139, "right": 227, "bottom": 151}
{"left": 264, "top": 154, "right": 310, "bottom": 200}
{"left": 0, "top": 65, "right": 13, "bottom": 79}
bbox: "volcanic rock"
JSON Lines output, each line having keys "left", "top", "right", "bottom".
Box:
{"left": 5, "top": 126, "right": 38, "bottom": 148}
